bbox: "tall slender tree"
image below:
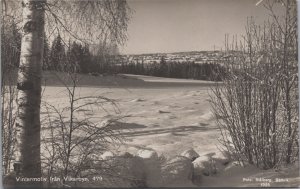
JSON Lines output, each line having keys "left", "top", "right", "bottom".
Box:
{"left": 13, "top": 1, "right": 45, "bottom": 186}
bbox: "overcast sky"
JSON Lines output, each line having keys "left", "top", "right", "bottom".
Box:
{"left": 120, "top": 0, "right": 281, "bottom": 55}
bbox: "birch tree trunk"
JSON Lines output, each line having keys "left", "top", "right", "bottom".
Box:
{"left": 13, "top": 0, "right": 45, "bottom": 184}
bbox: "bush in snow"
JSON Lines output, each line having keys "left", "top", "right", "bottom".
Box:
{"left": 161, "top": 156, "right": 193, "bottom": 185}
{"left": 137, "top": 149, "right": 162, "bottom": 187}
{"left": 102, "top": 153, "right": 147, "bottom": 187}
{"left": 180, "top": 149, "right": 200, "bottom": 161}
{"left": 210, "top": 1, "right": 298, "bottom": 169}
{"left": 192, "top": 156, "right": 217, "bottom": 178}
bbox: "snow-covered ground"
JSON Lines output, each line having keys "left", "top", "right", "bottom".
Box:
{"left": 40, "top": 73, "right": 299, "bottom": 187}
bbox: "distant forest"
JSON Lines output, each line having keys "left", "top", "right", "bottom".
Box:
{"left": 2, "top": 28, "right": 224, "bottom": 81}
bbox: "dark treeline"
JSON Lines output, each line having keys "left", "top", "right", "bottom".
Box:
{"left": 2, "top": 30, "right": 224, "bottom": 81}
{"left": 113, "top": 59, "right": 224, "bottom": 81}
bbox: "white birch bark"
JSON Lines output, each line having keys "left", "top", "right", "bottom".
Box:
{"left": 14, "top": 0, "right": 45, "bottom": 183}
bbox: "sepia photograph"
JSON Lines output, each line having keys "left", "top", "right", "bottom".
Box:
{"left": 1, "top": 0, "right": 299, "bottom": 188}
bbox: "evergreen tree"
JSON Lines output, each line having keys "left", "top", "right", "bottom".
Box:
{"left": 49, "top": 35, "right": 66, "bottom": 71}
{"left": 68, "top": 41, "right": 83, "bottom": 73}
{"left": 42, "top": 36, "right": 50, "bottom": 70}
{"left": 80, "top": 44, "right": 92, "bottom": 73}
{"left": 159, "top": 56, "right": 167, "bottom": 76}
